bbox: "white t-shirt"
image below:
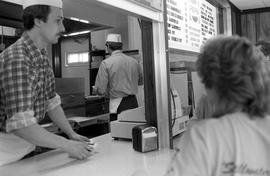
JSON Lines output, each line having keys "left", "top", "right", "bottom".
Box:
{"left": 172, "top": 112, "right": 270, "bottom": 176}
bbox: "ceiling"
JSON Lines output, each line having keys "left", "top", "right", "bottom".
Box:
{"left": 0, "top": 0, "right": 112, "bottom": 35}
{"left": 229, "top": 0, "right": 270, "bottom": 10}
{"left": 3, "top": 0, "right": 270, "bottom": 11}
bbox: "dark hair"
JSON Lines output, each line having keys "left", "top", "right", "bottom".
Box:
{"left": 197, "top": 35, "right": 270, "bottom": 119}
{"left": 23, "top": 5, "right": 51, "bottom": 30}
{"left": 106, "top": 42, "right": 123, "bottom": 51}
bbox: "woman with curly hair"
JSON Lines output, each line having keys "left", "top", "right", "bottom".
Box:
{"left": 171, "top": 35, "right": 270, "bottom": 176}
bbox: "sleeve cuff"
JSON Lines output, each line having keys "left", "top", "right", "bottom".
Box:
{"left": 6, "top": 111, "right": 37, "bottom": 133}
{"left": 46, "top": 93, "right": 62, "bottom": 112}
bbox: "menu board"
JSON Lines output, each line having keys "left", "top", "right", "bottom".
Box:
{"left": 167, "top": 0, "right": 217, "bottom": 53}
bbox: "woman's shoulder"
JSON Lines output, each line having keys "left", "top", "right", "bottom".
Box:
{"left": 188, "top": 112, "right": 249, "bottom": 136}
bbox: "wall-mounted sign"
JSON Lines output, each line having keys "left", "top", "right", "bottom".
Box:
{"left": 167, "top": 0, "right": 217, "bottom": 53}
{"left": 128, "top": 0, "right": 162, "bottom": 11}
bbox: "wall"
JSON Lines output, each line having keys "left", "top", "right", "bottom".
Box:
{"left": 230, "top": 2, "right": 242, "bottom": 35}
{"left": 61, "top": 36, "right": 90, "bottom": 95}
{"left": 241, "top": 9, "right": 270, "bottom": 43}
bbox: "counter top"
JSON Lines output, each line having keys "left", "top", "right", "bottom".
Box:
{"left": 0, "top": 134, "right": 174, "bottom": 176}
{"left": 41, "top": 114, "right": 110, "bottom": 134}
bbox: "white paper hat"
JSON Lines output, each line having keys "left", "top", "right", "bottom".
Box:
{"left": 22, "top": 0, "right": 63, "bottom": 9}
{"left": 106, "top": 33, "right": 122, "bottom": 43}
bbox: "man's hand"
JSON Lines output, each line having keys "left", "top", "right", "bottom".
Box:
{"left": 92, "top": 86, "right": 98, "bottom": 95}
{"left": 63, "top": 140, "right": 92, "bottom": 160}
{"left": 65, "top": 133, "right": 96, "bottom": 159}
{"left": 69, "top": 132, "right": 90, "bottom": 142}
{"left": 69, "top": 132, "right": 96, "bottom": 150}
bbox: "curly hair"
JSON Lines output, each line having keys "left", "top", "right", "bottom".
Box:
{"left": 196, "top": 35, "right": 270, "bottom": 119}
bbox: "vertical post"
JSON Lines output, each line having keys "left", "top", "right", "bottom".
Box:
{"left": 163, "top": 0, "right": 173, "bottom": 149}
{"left": 141, "top": 20, "right": 157, "bottom": 127}
{"left": 187, "top": 70, "right": 195, "bottom": 117}
{"left": 152, "top": 20, "right": 171, "bottom": 149}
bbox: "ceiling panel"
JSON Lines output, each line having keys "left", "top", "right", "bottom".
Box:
{"left": 264, "top": 0, "right": 270, "bottom": 6}
{"left": 229, "top": 0, "right": 270, "bottom": 10}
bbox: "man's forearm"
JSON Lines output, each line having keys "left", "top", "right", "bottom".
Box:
{"left": 13, "top": 123, "right": 68, "bottom": 150}
{"left": 47, "top": 105, "right": 75, "bottom": 138}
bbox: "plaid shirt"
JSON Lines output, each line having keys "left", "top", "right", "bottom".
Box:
{"left": 0, "top": 32, "right": 61, "bottom": 132}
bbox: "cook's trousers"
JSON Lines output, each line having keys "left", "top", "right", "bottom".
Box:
{"left": 110, "top": 95, "right": 138, "bottom": 121}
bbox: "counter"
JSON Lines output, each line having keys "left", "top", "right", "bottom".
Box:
{"left": 0, "top": 134, "right": 174, "bottom": 176}
{"left": 41, "top": 114, "right": 110, "bottom": 134}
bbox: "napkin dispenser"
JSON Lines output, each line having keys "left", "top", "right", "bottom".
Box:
{"left": 132, "top": 125, "right": 158, "bottom": 152}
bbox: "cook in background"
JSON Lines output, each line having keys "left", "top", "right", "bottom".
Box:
{"left": 93, "top": 34, "right": 143, "bottom": 121}
{"left": 0, "top": 0, "right": 93, "bottom": 166}
{"left": 170, "top": 35, "right": 270, "bottom": 175}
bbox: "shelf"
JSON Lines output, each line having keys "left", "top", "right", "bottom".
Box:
{"left": 89, "top": 50, "right": 106, "bottom": 95}
{"left": 90, "top": 50, "right": 106, "bottom": 56}
{"left": 170, "top": 60, "right": 197, "bottom": 73}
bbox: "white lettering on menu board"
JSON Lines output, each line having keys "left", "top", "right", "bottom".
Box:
{"left": 167, "top": 0, "right": 217, "bottom": 52}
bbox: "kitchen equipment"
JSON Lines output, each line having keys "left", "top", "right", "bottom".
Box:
{"left": 170, "top": 88, "right": 190, "bottom": 137}
{"left": 85, "top": 95, "right": 109, "bottom": 117}
{"left": 110, "top": 106, "right": 146, "bottom": 139}
{"left": 132, "top": 125, "right": 157, "bottom": 153}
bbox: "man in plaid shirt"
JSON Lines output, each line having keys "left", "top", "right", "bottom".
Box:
{"left": 0, "top": 0, "right": 93, "bottom": 165}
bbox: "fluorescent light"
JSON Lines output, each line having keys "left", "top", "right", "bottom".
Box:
{"left": 63, "top": 30, "right": 91, "bottom": 37}
{"left": 70, "top": 17, "right": 80, "bottom": 21}
{"left": 79, "top": 19, "right": 89, "bottom": 24}
{"left": 69, "top": 17, "right": 90, "bottom": 24}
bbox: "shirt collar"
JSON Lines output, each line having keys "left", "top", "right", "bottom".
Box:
{"left": 111, "top": 50, "right": 122, "bottom": 55}
{"left": 21, "top": 32, "right": 47, "bottom": 56}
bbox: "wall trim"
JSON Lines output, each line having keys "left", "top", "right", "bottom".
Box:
{"left": 242, "top": 7, "right": 270, "bottom": 14}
